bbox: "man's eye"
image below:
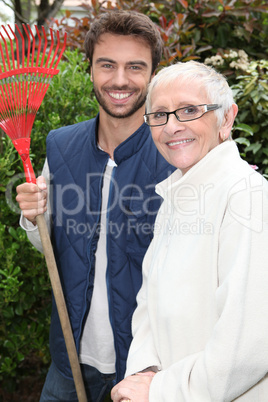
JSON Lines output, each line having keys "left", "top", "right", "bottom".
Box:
{"left": 130, "top": 65, "right": 141, "bottom": 70}
{"left": 102, "top": 64, "right": 113, "bottom": 69}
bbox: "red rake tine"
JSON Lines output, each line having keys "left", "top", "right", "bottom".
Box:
{"left": 0, "top": 31, "right": 16, "bottom": 116}
{"left": 20, "top": 24, "right": 35, "bottom": 144}
{"left": 48, "top": 28, "right": 60, "bottom": 69}
{"left": 22, "top": 25, "right": 35, "bottom": 141}
{"left": 27, "top": 25, "right": 44, "bottom": 120}
{"left": 14, "top": 24, "right": 27, "bottom": 134}
{"left": 7, "top": 25, "right": 23, "bottom": 117}
{"left": 2, "top": 26, "right": 21, "bottom": 134}
{"left": 0, "top": 34, "right": 18, "bottom": 142}
{"left": 40, "top": 26, "right": 48, "bottom": 68}
{"left": 35, "top": 24, "right": 42, "bottom": 68}
{"left": 44, "top": 27, "right": 55, "bottom": 69}
{"left": 27, "top": 25, "right": 40, "bottom": 123}
{"left": 28, "top": 24, "right": 36, "bottom": 68}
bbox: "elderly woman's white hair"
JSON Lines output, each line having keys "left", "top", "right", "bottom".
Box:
{"left": 146, "top": 60, "right": 235, "bottom": 127}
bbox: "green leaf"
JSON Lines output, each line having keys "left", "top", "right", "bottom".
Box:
{"left": 234, "top": 124, "right": 254, "bottom": 136}
{"left": 234, "top": 137, "right": 251, "bottom": 147}
{"left": 3, "top": 340, "right": 14, "bottom": 350}
{"left": 15, "top": 303, "right": 24, "bottom": 316}
{"left": 245, "top": 143, "right": 262, "bottom": 154}
{"left": 17, "top": 352, "right": 25, "bottom": 362}
{"left": 8, "top": 227, "right": 19, "bottom": 241}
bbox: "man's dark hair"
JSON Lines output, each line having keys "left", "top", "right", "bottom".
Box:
{"left": 84, "top": 10, "right": 163, "bottom": 73}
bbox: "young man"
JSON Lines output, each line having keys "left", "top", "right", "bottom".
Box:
{"left": 16, "top": 10, "right": 174, "bottom": 402}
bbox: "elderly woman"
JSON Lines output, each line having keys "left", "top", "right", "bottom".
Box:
{"left": 111, "top": 61, "right": 268, "bottom": 402}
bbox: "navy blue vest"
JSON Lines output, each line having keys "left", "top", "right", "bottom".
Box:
{"left": 46, "top": 116, "right": 174, "bottom": 380}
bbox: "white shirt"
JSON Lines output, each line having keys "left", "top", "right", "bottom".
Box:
{"left": 80, "top": 160, "right": 116, "bottom": 373}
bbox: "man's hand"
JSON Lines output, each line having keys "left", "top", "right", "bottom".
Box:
{"left": 16, "top": 176, "right": 47, "bottom": 224}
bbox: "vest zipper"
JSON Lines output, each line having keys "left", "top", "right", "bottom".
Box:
{"left": 105, "top": 166, "right": 118, "bottom": 375}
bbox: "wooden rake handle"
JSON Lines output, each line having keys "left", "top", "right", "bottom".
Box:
{"left": 36, "top": 214, "right": 87, "bottom": 402}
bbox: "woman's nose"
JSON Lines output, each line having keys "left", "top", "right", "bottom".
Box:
{"left": 164, "top": 113, "right": 186, "bottom": 134}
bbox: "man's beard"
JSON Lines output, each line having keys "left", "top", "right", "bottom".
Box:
{"left": 93, "top": 86, "right": 147, "bottom": 119}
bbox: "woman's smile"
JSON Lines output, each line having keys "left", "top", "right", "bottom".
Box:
{"left": 167, "top": 138, "right": 195, "bottom": 147}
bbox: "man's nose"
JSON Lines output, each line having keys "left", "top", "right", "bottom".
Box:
{"left": 112, "top": 67, "right": 129, "bottom": 87}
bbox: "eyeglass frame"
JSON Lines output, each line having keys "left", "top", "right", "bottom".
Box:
{"left": 143, "top": 104, "right": 222, "bottom": 127}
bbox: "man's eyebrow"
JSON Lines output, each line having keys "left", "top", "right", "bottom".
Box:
{"left": 127, "top": 61, "right": 148, "bottom": 67}
{"left": 95, "top": 58, "right": 148, "bottom": 67}
{"left": 95, "top": 57, "right": 116, "bottom": 64}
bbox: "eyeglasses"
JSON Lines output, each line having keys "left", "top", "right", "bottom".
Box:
{"left": 144, "top": 104, "right": 222, "bottom": 127}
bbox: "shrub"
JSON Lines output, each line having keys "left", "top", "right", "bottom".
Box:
{"left": 0, "top": 135, "right": 51, "bottom": 393}
{"left": 231, "top": 59, "right": 268, "bottom": 176}
{"left": 55, "top": 0, "right": 268, "bottom": 66}
{"left": 204, "top": 53, "right": 268, "bottom": 175}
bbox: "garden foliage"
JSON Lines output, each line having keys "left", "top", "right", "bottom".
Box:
{"left": 0, "top": 0, "right": 267, "bottom": 395}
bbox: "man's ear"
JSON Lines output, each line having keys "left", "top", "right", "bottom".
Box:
{"left": 150, "top": 67, "right": 157, "bottom": 81}
{"left": 88, "top": 60, "right": 93, "bottom": 82}
{"left": 219, "top": 103, "right": 238, "bottom": 141}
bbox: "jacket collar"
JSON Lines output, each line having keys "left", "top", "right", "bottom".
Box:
{"left": 89, "top": 114, "right": 151, "bottom": 165}
{"left": 156, "top": 141, "right": 241, "bottom": 200}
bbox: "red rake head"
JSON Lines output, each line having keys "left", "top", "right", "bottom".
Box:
{"left": 0, "top": 24, "right": 67, "bottom": 183}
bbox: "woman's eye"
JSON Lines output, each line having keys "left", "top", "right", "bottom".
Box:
{"left": 153, "top": 112, "right": 166, "bottom": 120}
{"left": 183, "top": 106, "right": 198, "bottom": 114}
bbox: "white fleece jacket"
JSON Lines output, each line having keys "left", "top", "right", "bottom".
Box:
{"left": 125, "top": 141, "right": 268, "bottom": 402}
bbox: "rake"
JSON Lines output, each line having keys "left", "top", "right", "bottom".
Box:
{"left": 0, "top": 24, "right": 87, "bottom": 402}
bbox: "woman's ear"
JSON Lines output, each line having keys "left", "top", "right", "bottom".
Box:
{"left": 219, "top": 103, "right": 238, "bottom": 141}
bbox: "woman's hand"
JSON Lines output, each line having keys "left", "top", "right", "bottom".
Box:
{"left": 111, "top": 372, "right": 156, "bottom": 402}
